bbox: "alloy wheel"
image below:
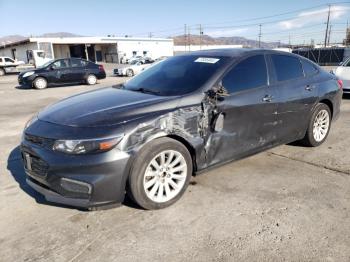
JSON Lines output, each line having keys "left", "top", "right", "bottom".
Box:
{"left": 143, "top": 150, "right": 188, "bottom": 203}
{"left": 313, "top": 109, "right": 330, "bottom": 142}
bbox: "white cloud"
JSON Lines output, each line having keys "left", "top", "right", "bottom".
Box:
{"left": 207, "top": 28, "right": 249, "bottom": 37}
{"left": 279, "top": 5, "right": 350, "bottom": 29}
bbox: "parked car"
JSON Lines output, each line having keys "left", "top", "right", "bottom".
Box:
{"left": 18, "top": 58, "right": 106, "bottom": 89}
{"left": 334, "top": 57, "right": 350, "bottom": 93}
{"left": 0, "top": 56, "right": 25, "bottom": 76}
{"left": 114, "top": 60, "right": 151, "bottom": 77}
{"left": 22, "top": 49, "right": 342, "bottom": 210}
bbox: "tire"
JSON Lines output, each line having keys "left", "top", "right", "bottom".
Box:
{"left": 33, "top": 77, "right": 47, "bottom": 89}
{"left": 301, "top": 103, "right": 331, "bottom": 147}
{"left": 0, "top": 68, "right": 5, "bottom": 76}
{"left": 86, "top": 74, "right": 97, "bottom": 85}
{"left": 128, "top": 137, "right": 193, "bottom": 210}
{"left": 126, "top": 69, "right": 134, "bottom": 77}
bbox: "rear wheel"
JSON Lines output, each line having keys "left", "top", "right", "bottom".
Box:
{"left": 0, "top": 68, "right": 5, "bottom": 76}
{"left": 86, "top": 74, "right": 97, "bottom": 85}
{"left": 126, "top": 69, "right": 134, "bottom": 77}
{"left": 33, "top": 77, "right": 47, "bottom": 89}
{"left": 302, "top": 103, "right": 331, "bottom": 147}
{"left": 128, "top": 137, "right": 192, "bottom": 210}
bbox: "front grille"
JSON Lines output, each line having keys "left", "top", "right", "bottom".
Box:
{"left": 25, "top": 134, "right": 54, "bottom": 149}
{"left": 22, "top": 152, "right": 49, "bottom": 178}
{"left": 30, "top": 155, "right": 49, "bottom": 177}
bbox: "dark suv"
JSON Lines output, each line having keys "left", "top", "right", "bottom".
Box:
{"left": 18, "top": 58, "right": 106, "bottom": 89}
{"left": 21, "top": 49, "right": 342, "bottom": 210}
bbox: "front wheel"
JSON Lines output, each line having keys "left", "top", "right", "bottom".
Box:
{"left": 128, "top": 137, "right": 192, "bottom": 210}
{"left": 302, "top": 103, "right": 331, "bottom": 147}
{"left": 33, "top": 77, "right": 47, "bottom": 89}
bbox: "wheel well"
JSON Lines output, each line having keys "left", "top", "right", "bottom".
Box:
{"left": 32, "top": 76, "right": 47, "bottom": 87}
{"left": 319, "top": 99, "right": 333, "bottom": 118}
{"left": 167, "top": 134, "right": 197, "bottom": 174}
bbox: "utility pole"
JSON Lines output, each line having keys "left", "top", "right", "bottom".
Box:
{"left": 327, "top": 25, "right": 332, "bottom": 46}
{"left": 199, "top": 24, "right": 203, "bottom": 50}
{"left": 148, "top": 32, "right": 153, "bottom": 38}
{"left": 188, "top": 26, "right": 191, "bottom": 51}
{"left": 288, "top": 34, "right": 291, "bottom": 48}
{"left": 324, "top": 4, "right": 331, "bottom": 47}
{"left": 184, "top": 24, "right": 187, "bottom": 52}
{"left": 258, "top": 24, "right": 262, "bottom": 48}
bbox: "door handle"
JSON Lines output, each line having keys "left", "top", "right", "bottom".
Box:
{"left": 262, "top": 95, "right": 273, "bottom": 102}
{"left": 305, "top": 85, "right": 314, "bottom": 91}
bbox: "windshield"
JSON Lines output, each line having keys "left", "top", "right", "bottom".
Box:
{"left": 123, "top": 55, "right": 229, "bottom": 96}
{"left": 130, "top": 60, "right": 139, "bottom": 65}
{"left": 39, "top": 61, "right": 53, "bottom": 68}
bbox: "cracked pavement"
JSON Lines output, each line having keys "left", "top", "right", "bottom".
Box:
{"left": 0, "top": 72, "right": 349, "bottom": 261}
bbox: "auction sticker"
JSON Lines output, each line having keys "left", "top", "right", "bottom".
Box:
{"left": 194, "top": 57, "right": 220, "bottom": 64}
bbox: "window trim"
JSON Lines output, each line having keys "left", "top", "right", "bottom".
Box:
{"left": 218, "top": 54, "right": 269, "bottom": 95}
{"left": 300, "top": 58, "right": 319, "bottom": 77}
{"left": 269, "top": 53, "right": 305, "bottom": 84}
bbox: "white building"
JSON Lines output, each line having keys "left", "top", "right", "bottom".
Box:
{"left": 0, "top": 36, "right": 174, "bottom": 64}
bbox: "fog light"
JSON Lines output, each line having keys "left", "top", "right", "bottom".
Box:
{"left": 60, "top": 178, "right": 92, "bottom": 194}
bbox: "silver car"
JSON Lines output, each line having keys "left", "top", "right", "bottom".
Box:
{"left": 334, "top": 57, "right": 350, "bottom": 93}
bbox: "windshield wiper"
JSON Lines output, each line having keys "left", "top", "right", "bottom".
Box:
{"left": 128, "top": 87, "right": 161, "bottom": 95}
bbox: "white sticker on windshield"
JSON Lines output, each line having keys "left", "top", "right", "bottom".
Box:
{"left": 194, "top": 57, "right": 220, "bottom": 64}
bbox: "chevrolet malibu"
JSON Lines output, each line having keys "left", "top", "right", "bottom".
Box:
{"left": 21, "top": 49, "right": 342, "bottom": 210}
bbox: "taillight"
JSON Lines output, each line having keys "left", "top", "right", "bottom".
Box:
{"left": 98, "top": 65, "right": 104, "bottom": 71}
{"left": 337, "top": 79, "right": 343, "bottom": 90}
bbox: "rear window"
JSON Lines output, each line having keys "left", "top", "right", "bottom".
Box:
{"left": 271, "top": 54, "right": 303, "bottom": 81}
{"left": 71, "top": 59, "right": 84, "bottom": 67}
{"left": 301, "top": 59, "right": 318, "bottom": 76}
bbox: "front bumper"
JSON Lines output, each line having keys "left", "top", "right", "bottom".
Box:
{"left": 18, "top": 75, "right": 34, "bottom": 87}
{"left": 21, "top": 136, "right": 131, "bottom": 209}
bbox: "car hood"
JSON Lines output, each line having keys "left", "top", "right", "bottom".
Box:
{"left": 38, "top": 87, "right": 179, "bottom": 127}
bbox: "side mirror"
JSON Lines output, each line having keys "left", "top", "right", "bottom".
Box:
{"left": 206, "top": 82, "right": 229, "bottom": 101}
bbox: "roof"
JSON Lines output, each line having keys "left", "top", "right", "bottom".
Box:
{"left": 182, "top": 48, "right": 297, "bottom": 58}
{"left": 183, "top": 48, "right": 259, "bottom": 57}
{"left": 0, "top": 36, "right": 173, "bottom": 49}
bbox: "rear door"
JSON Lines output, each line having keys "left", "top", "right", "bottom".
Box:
{"left": 207, "top": 54, "right": 278, "bottom": 165}
{"left": 70, "top": 58, "right": 86, "bottom": 82}
{"left": 268, "top": 54, "right": 318, "bottom": 143}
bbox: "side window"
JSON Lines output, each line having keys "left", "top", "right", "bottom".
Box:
{"left": 346, "top": 58, "right": 350, "bottom": 67}
{"left": 52, "top": 59, "right": 69, "bottom": 69}
{"left": 4, "top": 57, "right": 14, "bottom": 63}
{"left": 271, "top": 54, "right": 303, "bottom": 81}
{"left": 301, "top": 59, "right": 318, "bottom": 76}
{"left": 222, "top": 55, "right": 267, "bottom": 93}
{"left": 71, "top": 59, "right": 83, "bottom": 68}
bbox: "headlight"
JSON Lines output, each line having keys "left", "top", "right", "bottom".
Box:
{"left": 22, "top": 71, "right": 35, "bottom": 78}
{"left": 53, "top": 135, "right": 123, "bottom": 154}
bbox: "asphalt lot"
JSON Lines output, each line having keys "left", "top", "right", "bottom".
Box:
{"left": 0, "top": 71, "right": 349, "bottom": 262}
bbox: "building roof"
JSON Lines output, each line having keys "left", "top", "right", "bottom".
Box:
{"left": 0, "top": 36, "right": 173, "bottom": 49}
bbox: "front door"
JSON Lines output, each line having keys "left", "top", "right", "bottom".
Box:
{"left": 206, "top": 54, "right": 278, "bottom": 166}
{"left": 49, "top": 59, "right": 72, "bottom": 84}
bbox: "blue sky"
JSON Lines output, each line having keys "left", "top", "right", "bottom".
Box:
{"left": 0, "top": 0, "right": 349, "bottom": 44}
